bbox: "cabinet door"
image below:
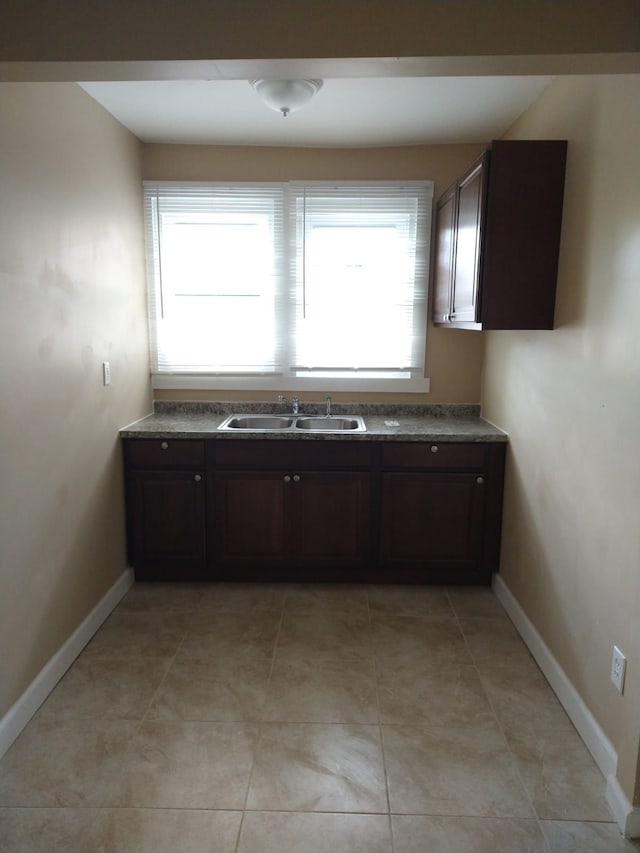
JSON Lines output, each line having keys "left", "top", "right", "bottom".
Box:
{"left": 479, "top": 140, "right": 567, "bottom": 329}
{"left": 215, "top": 469, "right": 370, "bottom": 569}
{"left": 432, "top": 183, "right": 457, "bottom": 324}
{"left": 380, "top": 472, "right": 485, "bottom": 577}
{"left": 215, "top": 471, "right": 286, "bottom": 562}
{"left": 292, "top": 471, "right": 371, "bottom": 565}
{"left": 127, "top": 469, "right": 206, "bottom": 579}
{"left": 451, "top": 154, "right": 487, "bottom": 325}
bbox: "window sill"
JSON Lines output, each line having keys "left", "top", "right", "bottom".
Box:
{"left": 151, "top": 374, "right": 431, "bottom": 394}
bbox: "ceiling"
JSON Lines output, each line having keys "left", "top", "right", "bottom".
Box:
{"left": 79, "top": 76, "right": 554, "bottom": 148}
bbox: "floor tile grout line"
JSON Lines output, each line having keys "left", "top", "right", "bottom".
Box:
{"left": 241, "top": 807, "right": 392, "bottom": 815}
{"left": 233, "top": 592, "right": 288, "bottom": 850}
{"left": 458, "top": 633, "right": 553, "bottom": 845}
{"left": 378, "top": 726, "right": 398, "bottom": 852}
{"left": 407, "top": 589, "right": 545, "bottom": 847}
{"left": 451, "top": 598, "right": 598, "bottom": 839}
{"left": 6, "top": 804, "right": 616, "bottom": 819}
{"left": 450, "top": 596, "right": 548, "bottom": 834}
{"left": 366, "top": 588, "right": 396, "bottom": 853}
{"left": 244, "top": 587, "right": 390, "bottom": 836}
{"left": 137, "top": 608, "right": 192, "bottom": 728}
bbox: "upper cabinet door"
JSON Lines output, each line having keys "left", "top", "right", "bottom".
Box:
{"left": 432, "top": 183, "right": 457, "bottom": 325}
{"left": 451, "top": 153, "right": 487, "bottom": 326}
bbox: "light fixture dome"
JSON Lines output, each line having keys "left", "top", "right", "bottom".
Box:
{"left": 250, "top": 79, "right": 323, "bottom": 117}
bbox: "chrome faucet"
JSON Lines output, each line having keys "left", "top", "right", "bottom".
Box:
{"left": 325, "top": 395, "right": 332, "bottom": 417}
{"left": 278, "top": 394, "right": 300, "bottom": 415}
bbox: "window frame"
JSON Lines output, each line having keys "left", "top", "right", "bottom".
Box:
{"left": 144, "top": 180, "right": 433, "bottom": 393}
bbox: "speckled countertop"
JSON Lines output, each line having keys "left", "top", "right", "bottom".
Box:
{"left": 120, "top": 402, "right": 507, "bottom": 443}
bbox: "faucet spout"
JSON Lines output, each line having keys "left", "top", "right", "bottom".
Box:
{"left": 277, "top": 394, "right": 300, "bottom": 415}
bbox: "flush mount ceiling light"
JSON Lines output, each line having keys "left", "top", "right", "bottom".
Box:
{"left": 250, "top": 79, "right": 323, "bottom": 117}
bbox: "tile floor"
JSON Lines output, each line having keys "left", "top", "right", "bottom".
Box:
{"left": 1, "top": 583, "right": 638, "bottom": 852}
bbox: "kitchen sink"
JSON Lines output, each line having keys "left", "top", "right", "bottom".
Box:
{"left": 218, "top": 414, "right": 366, "bottom": 433}
{"left": 294, "top": 416, "right": 365, "bottom": 432}
{"left": 220, "top": 415, "right": 295, "bottom": 431}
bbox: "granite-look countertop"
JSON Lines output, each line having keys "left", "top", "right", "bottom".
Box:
{"left": 119, "top": 402, "right": 507, "bottom": 443}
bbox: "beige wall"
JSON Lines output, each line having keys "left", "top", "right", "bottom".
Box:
{"left": 144, "top": 142, "right": 487, "bottom": 405}
{"left": 481, "top": 75, "right": 640, "bottom": 805}
{"left": 0, "top": 83, "right": 151, "bottom": 716}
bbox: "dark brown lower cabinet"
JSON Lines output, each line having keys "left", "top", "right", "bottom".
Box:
{"left": 122, "top": 437, "right": 505, "bottom": 584}
{"left": 126, "top": 469, "right": 206, "bottom": 580}
{"left": 214, "top": 441, "right": 372, "bottom": 580}
{"left": 123, "top": 439, "right": 207, "bottom": 580}
{"left": 215, "top": 471, "right": 287, "bottom": 562}
{"left": 380, "top": 472, "right": 486, "bottom": 581}
{"left": 294, "top": 472, "right": 369, "bottom": 563}
{"left": 378, "top": 441, "right": 506, "bottom": 584}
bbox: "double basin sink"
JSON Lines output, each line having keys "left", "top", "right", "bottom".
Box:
{"left": 218, "top": 414, "right": 366, "bottom": 433}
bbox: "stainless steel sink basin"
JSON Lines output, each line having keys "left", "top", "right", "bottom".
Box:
{"left": 218, "top": 413, "right": 366, "bottom": 433}
{"left": 294, "top": 416, "right": 365, "bottom": 432}
{"left": 219, "top": 415, "right": 294, "bottom": 431}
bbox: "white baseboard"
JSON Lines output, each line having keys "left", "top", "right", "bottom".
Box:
{"left": 493, "top": 574, "right": 640, "bottom": 838}
{"left": 492, "top": 573, "right": 640, "bottom": 838}
{"left": 0, "top": 567, "right": 134, "bottom": 761}
{"left": 606, "top": 773, "right": 640, "bottom": 839}
{"left": 492, "top": 574, "right": 617, "bottom": 778}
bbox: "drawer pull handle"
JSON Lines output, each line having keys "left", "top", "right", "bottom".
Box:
{"left": 161, "top": 441, "right": 169, "bottom": 450}
{"left": 194, "top": 474, "right": 202, "bottom": 483}
{"left": 293, "top": 474, "right": 301, "bottom": 483}
{"left": 476, "top": 476, "right": 485, "bottom": 485}
{"left": 430, "top": 445, "right": 438, "bottom": 453}
{"left": 284, "top": 475, "right": 291, "bottom": 483}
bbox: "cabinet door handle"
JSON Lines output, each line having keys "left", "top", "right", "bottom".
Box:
{"left": 161, "top": 441, "right": 169, "bottom": 450}
{"left": 283, "top": 475, "right": 291, "bottom": 483}
{"left": 194, "top": 474, "right": 202, "bottom": 482}
{"left": 476, "top": 476, "right": 485, "bottom": 485}
{"left": 430, "top": 445, "right": 438, "bottom": 453}
{"left": 293, "top": 474, "right": 301, "bottom": 483}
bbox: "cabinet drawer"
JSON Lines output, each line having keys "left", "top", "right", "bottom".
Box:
{"left": 125, "top": 439, "right": 205, "bottom": 468}
{"left": 215, "top": 440, "right": 372, "bottom": 470}
{"left": 381, "top": 442, "right": 486, "bottom": 471}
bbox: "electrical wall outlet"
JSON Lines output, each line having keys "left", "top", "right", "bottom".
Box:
{"left": 611, "top": 646, "right": 627, "bottom": 693}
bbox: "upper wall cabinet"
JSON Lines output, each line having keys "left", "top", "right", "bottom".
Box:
{"left": 432, "top": 140, "right": 567, "bottom": 330}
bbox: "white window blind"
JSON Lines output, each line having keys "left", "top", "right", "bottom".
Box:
{"left": 144, "top": 183, "right": 285, "bottom": 374}
{"left": 290, "top": 183, "right": 431, "bottom": 379}
{"left": 143, "top": 180, "right": 433, "bottom": 390}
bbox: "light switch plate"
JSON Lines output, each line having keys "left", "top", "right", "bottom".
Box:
{"left": 611, "top": 646, "right": 626, "bottom": 693}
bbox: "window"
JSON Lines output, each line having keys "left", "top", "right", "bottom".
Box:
{"left": 144, "top": 181, "right": 433, "bottom": 391}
